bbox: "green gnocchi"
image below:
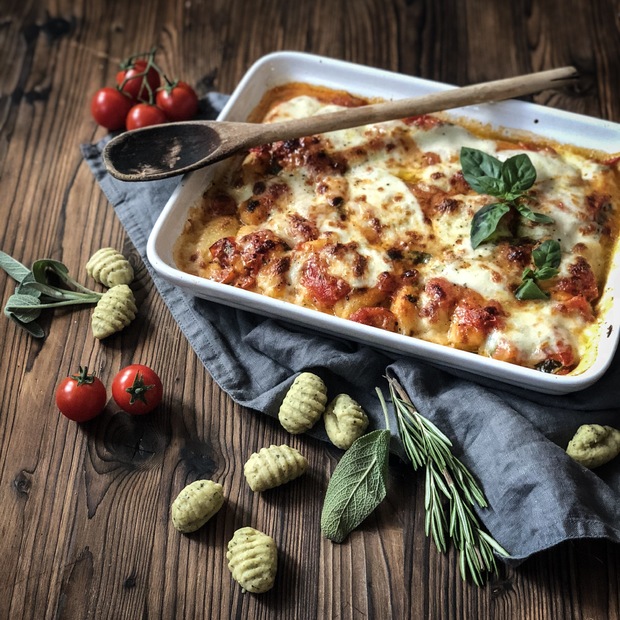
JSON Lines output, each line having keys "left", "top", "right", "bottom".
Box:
{"left": 278, "top": 371, "right": 327, "bottom": 434}
{"left": 244, "top": 444, "right": 308, "bottom": 492}
{"left": 324, "top": 393, "right": 369, "bottom": 450}
{"left": 566, "top": 424, "right": 620, "bottom": 469}
{"left": 171, "top": 479, "right": 225, "bottom": 533}
{"left": 91, "top": 284, "right": 137, "bottom": 339}
{"left": 86, "top": 247, "right": 134, "bottom": 288}
{"left": 227, "top": 527, "right": 277, "bottom": 593}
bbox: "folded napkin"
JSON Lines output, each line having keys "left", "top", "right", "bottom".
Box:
{"left": 81, "top": 93, "right": 620, "bottom": 564}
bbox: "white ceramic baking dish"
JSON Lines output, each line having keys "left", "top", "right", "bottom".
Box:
{"left": 147, "top": 51, "right": 620, "bottom": 394}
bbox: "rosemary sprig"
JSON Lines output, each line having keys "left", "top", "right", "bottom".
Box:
{"left": 380, "top": 375, "right": 510, "bottom": 585}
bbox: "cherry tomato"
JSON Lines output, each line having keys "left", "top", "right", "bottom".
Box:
{"left": 55, "top": 366, "right": 107, "bottom": 422}
{"left": 90, "top": 87, "right": 133, "bottom": 131}
{"left": 112, "top": 364, "right": 163, "bottom": 415}
{"left": 116, "top": 59, "right": 160, "bottom": 102}
{"left": 156, "top": 81, "right": 199, "bottom": 122}
{"left": 125, "top": 103, "right": 168, "bottom": 130}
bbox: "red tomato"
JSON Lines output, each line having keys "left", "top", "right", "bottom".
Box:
{"left": 55, "top": 366, "right": 107, "bottom": 422}
{"left": 90, "top": 87, "right": 133, "bottom": 131}
{"left": 116, "top": 60, "right": 160, "bottom": 102}
{"left": 125, "top": 103, "right": 168, "bottom": 130}
{"left": 112, "top": 364, "right": 163, "bottom": 415}
{"left": 156, "top": 81, "right": 199, "bottom": 122}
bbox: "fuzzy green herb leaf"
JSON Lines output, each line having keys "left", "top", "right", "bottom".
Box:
{"left": 320, "top": 428, "right": 390, "bottom": 543}
{"left": 0, "top": 251, "right": 31, "bottom": 283}
{"left": 0, "top": 252, "right": 103, "bottom": 338}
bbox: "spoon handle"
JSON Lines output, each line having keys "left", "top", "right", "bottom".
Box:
{"left": 254, "top": 66, "right": 578, "bottom": 144}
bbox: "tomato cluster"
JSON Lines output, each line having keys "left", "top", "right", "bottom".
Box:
{"left": 56, "top": 364, "right": 163, "bottom": 422}
{"left": 90, "top": 49, "right": 199, "bottom": 132}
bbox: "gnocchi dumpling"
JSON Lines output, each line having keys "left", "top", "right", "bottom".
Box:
{"left": 86, "top": 247, "right": 134, "bottom": 287}
{"left": 278, "top": 372, "right": 327, "bottom": 434}
{"left": 324, "top": 393, "right": 369, "bottom": 450}
{"left": 171, "top": 479, "right": 224, "bottom": 533}
{"left": 91, "top": 284, "right": 137, "bottom": 339}
{"left": 227, "top": 527, "right": 277, "bottom": 593}
{"left": 244, "top": 444, "right": 308, "bottom": 492}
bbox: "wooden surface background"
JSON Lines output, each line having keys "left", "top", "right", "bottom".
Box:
{"left": 1, "top": 0, "right": 619, "bottom": 618}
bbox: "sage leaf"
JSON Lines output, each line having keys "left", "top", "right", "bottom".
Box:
{"left": 7, "top": 313, "right": 45, "bottom": 338}
{"left": 16, "top": 273, "right": 41, "bottom": 298}
{"left": 32, "top": 258, "right": 70, "bottom": 284}
{"left": 501, "top": 154, "right": 536, "bottom": 194}
{"left": 0, "top": 250, "right": 31, "bottom": 283}
{"left": 4, "top": 293, "right": 42, "bottom": 323}
{"left": 470, "top": 202, "right": 511, "bottom": 249}
{"left": 321, "top": 429, "right": 390, "bottom": 543}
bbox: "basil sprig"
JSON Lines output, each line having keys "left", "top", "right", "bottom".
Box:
{"left": 460, "top": 147, "right": 554, "bottom": 248}
{"left": 514, "top": 239, "right": 562, "bottom": 300}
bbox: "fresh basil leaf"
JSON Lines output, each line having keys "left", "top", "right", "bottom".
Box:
{"left": 501, "top": 154, "right": 536, "bottom": 194}
{"left": 533, "top": 239, "right": 561, "bottom": 271}
{"left": 535, "top": 266, "right": 559, "bottom": 281}
{"left": 514, "top": 279, "right": 549, "bottom": 300}
{"left": 460, "top": 147, "right": 505, "bottom": 196}
{"left": 320, "top": 429, "right": 390, "bottom": 543}
{"left": 470, "top": 202, "right": 511, "bottom": 249}
{"left": 515, "top": 204, "right": 554, "bottom": 224}
{"left": 0, "top": 251, "right": 32, "bottom": 283}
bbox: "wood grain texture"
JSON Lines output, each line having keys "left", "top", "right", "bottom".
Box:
{"left": 0, "top": 0, "right": 618, "bottom": 619}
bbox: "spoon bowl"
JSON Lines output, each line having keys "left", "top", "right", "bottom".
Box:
{"left": 103, "top": 66, "right": 578, "bottom": 182}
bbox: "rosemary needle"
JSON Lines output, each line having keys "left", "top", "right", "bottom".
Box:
{"left": 380, "top": 375, "right": 510, "bottom": 586}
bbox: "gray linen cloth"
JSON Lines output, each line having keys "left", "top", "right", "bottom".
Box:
{"left": 81, "top": 93, "right": 620, "bottom": 564}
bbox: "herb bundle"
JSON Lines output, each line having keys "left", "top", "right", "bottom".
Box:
{"left": 460, "top": 146, "right": 554, "bottom": 249}
{"left": 0, "top": 251, "right": 102, "bottom": 338}
{"left": 383, "top": 375, "right": 509, "bottom": 585}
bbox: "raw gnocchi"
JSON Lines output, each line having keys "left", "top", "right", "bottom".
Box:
{"left": 86, "top": 247, "right": 134, "bottom": 287}
{"left": 227, "top": 527, "right": 277, "bottom": 593}
{"left": 324, "top": 393, "right": 369, "bottom": 450}
{"left": 91, "top": 284, "right": 137, "bottom": 339}
{"left": 171, "top": 479, "right": 224, "bottom": 533}
{"left": 278, "top": 372, "right": 327, "bottom": 434}
{"left": 244, "top": 444, "right": 308, "bottom": 492}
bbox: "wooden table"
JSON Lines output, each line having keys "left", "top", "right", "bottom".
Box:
{"left": 1, "top": 1, "right": 619, "bottom": 618}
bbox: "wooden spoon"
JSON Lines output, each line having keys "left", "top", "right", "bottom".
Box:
{"left": 102, "top": 66, "right": 577, "bottom": 182}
